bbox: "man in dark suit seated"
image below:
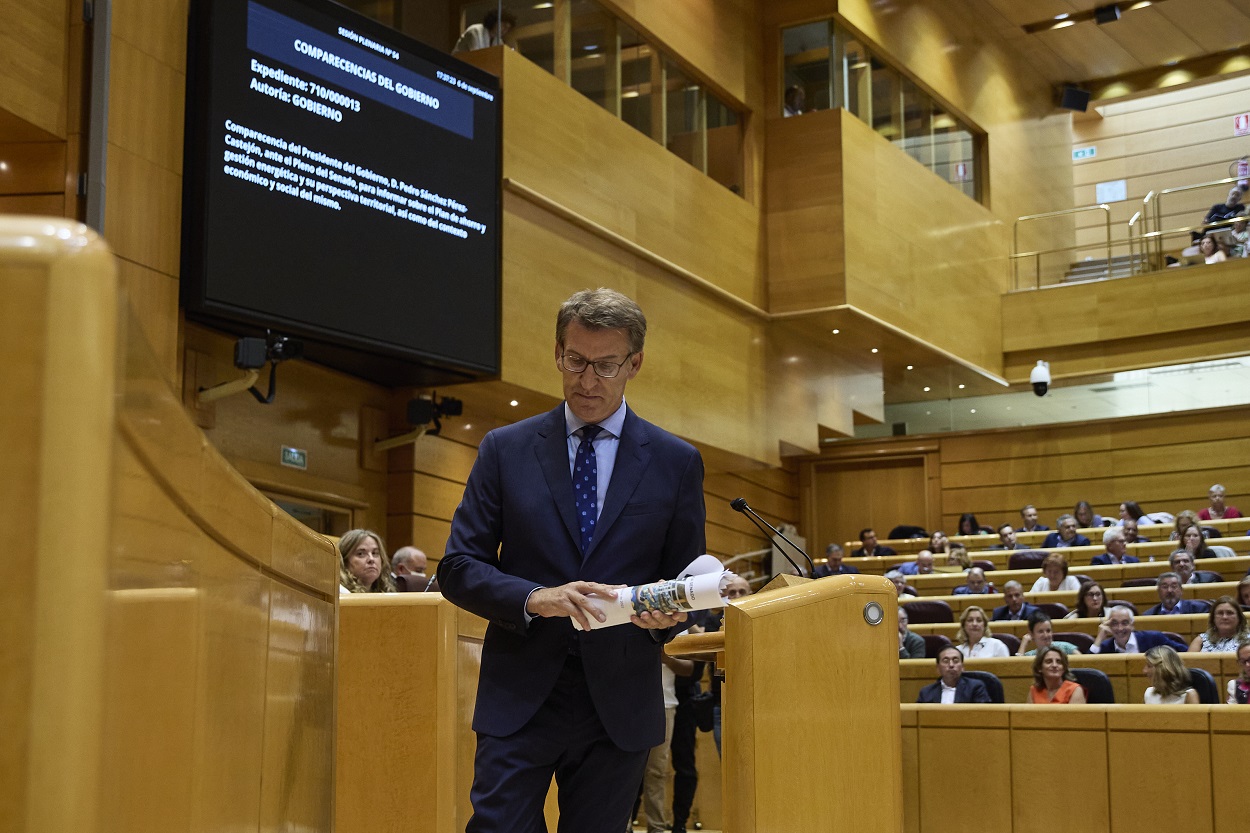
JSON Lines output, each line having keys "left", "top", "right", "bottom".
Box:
{"left": 952, "top": 567, "right": 994, "bottom": 595}
{"left": 812, "top": 542, "right": 860, "bottom": 577}
{"left": 1041, "top": 514, "right": 1091, "bottom": 549}
{"left": 1090, "top": 528, "right": 1141, "bottom": 565}
{"left": 437, "top": 288, "right": 705, "bottom": 833}
{"left": 1144, "top": 572, "right": 1209, "bottom": 616}
{"left": 1090, "top": 606, "right": 1188, "bottom": 653}
{"left": 1170, "top": 549, "right": 1220, "bottom": 584}
{"left": 916, "top": 646, "right": 991, "bottom": 704}
{"left": 1121, "top": 517, "right": 1147, "bottom": 544}
{"left": 851, "top": 527, "right": 896, "bottom": 558}
{"left": 992, "top": 581, "right": 1039, "bottom": 621}
{"left": 988, "top": 523, "right": 1028, "bottom": 550}
{"left": 1019, "top": 504, "right": 1049, "bottom": 533}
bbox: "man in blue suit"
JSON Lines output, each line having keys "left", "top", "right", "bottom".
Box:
{"left": 1090, "top": 606, "right": 1188, "bottom": 653}
{"left": 1090, "top": 528, "right": 1140, "bottom": 565}
{"left": 992, "top": 581, "right": 1039, "bottom": 621}
{"left": 1041, "top": 514, "right": 1091, "bottom": 548}
{"left": 916, "top": 646, "right": 991, "bottom": 703}
{"left": 813, "top": 543, "right": 860, "bottom": 577}
{"left": 438, "top": 289, "right": 707, "bottom": 833}
{"left": 1144, "top": 572, "right": 1210, "bottom": 616}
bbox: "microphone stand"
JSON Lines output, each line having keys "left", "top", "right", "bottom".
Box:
{"left": 729, "top": 498, "right": 815, "bottom": 577}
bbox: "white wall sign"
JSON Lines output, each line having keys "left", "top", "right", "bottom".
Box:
{"left": 1095, "top": 179, "right": 1128, "bottom": 203}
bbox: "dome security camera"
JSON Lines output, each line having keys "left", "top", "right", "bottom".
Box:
{"left": 1030, "top": 361, "right": 1051, "bottom": 397}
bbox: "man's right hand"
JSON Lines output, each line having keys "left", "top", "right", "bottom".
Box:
{"left": 526, "top": 581, "right": 622, "bottom": 632}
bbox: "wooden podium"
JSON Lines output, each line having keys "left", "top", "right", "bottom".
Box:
{"left": 669, "top": 574, "right": 904, "bottom": 832}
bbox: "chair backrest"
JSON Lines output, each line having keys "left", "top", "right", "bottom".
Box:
{"left": 1035, "top": 602, "right": 1069, "bottom": 618}
{"left": 971, "top": 560, "right": 996, "bottom": 572}
{"left": 1055, "top": 632, "right": 1095, "bottom": 654}
{"left": 394, "top": 573, "right": 435, "bottom": 592}
{"left": 996, "top": 633, "right": 1021, "bottom": 655}
{"left": 1008, "top": 550, "right": 1048, "bottom": 571}
{"left": 1072, "top": 574, "right": 1093, "bottom": 587}
{"left": 1201, "top": 526, "right": 1221, "bottom": 539}
{"left": 921, "top": 633, "right": 953, "bottom": 659}
{"left": 1121, "top": 577, "right": 1159, "bottom": 587}
{"left": 1071, "top": 667, "right": 1115, "bottom": 704}
{"left": 889, "top": 524, "right": 928, "bottom": 540}
{"left": 903, "top": 600, "right": 954, "bottom": 624}
{"left": 962, "top": 670, "right": 1005, "bottom": 704}
{"left": 1189, "top": 667, "right": 1219, "bottom": 704}
{"left": 905, "top": 585, "right": 919, "bottom": 597}
{"left": 1161, "top": 632, "right": 1185, "bottom": 647}
{"left": 1188, "top": 600, "right": 1212, "bottom": 613}
{"left": 1195, "top": 570, "right": 1225, "bottom": 583}
{"left": 1208, "top": 545, "right": 1236, "bottom": 558}
{"left": 1106, "top": 599, "right": 1138, "bottom": 615}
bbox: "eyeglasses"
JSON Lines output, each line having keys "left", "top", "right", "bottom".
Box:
{"left": 558, "top": 351, "right": 633, "bottom": 378}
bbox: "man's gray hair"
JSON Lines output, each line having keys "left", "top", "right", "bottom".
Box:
{"left": 825, "top": 543, "right": 843, "bottom": 555}
{"left": 885, "top": 570, "right": 904, "bottom": 580}
{"left": 1105, "top": 605, "right": 1135, "bottom": 625}
{"left": 1157, "top": 571, "right": 1181, "bottom": 585}
{"left": 1103, "top": 527, "right": 1124, "bottom": 546}
{"left": 1002, "top": 580, "right": 1022, "bottom": 592}
{"left": 1056, "top": 513, "right": 1075, "bottom": 525}
{"left": 556, "top": 288, "right": 647, "bottom": 354}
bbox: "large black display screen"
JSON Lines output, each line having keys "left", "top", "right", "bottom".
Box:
{"left": 182, "top": 0, "right": 501, "bottom": 386}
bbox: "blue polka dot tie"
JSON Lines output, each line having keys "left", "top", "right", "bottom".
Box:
{"left": 574, "top": 425, "right": 602, "bottom": 554}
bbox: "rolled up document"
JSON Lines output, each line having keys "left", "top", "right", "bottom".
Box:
{"left": 574, "top": 554, "right": 734, "bottom": 631}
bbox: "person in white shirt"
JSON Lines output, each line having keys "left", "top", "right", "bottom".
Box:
{"left": 636, "top": 649, "right": 693, "bottom": 833}
{"left": 452, "top": 9, "right": 516, "bottom": 53}
{"left": 1029, "top": 552, "right": 1082, "bottom": 593}
{"left": 955, "top": 605, "right": 1010, "bottom": 659}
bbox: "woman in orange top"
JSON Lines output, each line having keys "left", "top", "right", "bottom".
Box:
{"left": 1027, "top": 646, "right": 1087, "bottom": 704}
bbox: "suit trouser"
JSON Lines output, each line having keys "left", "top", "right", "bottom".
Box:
{"left": 669, "top": 696, "right": 698, "bottom": 831}
{"left": 467, "top": 655, "right": 649, "bottom": 833}
{"left": 639, "top": 706, "right": 675, "bottom": 832}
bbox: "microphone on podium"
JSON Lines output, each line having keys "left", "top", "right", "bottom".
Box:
{"left": 729, "top": 498, "right": 815, "bottom": 577}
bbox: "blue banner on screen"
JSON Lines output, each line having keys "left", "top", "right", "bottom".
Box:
{"left": 246, "top": 1, "right": 473, "bottom": 139}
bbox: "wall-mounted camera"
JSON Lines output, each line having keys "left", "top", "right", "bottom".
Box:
{"left": 1030, "top": 360, "right": 1051, "bottom": 397}
{"left": 233, "top": 333, "right": 304, "bottom": 370}
{"left": 408, "top": 393, "right": 464, "bottom": 436}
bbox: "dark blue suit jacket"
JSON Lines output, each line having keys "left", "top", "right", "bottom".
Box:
{"left": 1097, "top": 629, "right": 1188, "bottom": 654}
{"left": 916, "top": 676, "right": 990, "bottom": 704}
{"left": 1144, "top": 599, "right": 1208, "bottom": 616}
{"left": 1041, "top": 532, "right": 1092, "bottom": 548}
{"left": 813, "top": 563, "right": 860, "bottom": 578}
{"left": 992, "top": 602, "right": 1040, "bottom": 621}
{"left": 1090, "top": 553, "right": 1141, "bottom": 565}
{"left": 438, "top": 405, "right": 706, "bottom": 752}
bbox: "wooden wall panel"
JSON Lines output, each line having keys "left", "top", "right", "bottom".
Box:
{"left": 810, "top": 455, "right": 928, "bottom": 555}
{"left": 804, "top": 404, "right": 1250, "bottom": 541}
{"left": 0, "top": 0, "right": 69, "bottom": 139}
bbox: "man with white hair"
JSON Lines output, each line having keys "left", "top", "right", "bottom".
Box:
{"left": 1199, "top": 483, "right": 1242, "bottom": 521}
{"left": 391, "top": 546, "right": 428, "bottom": 577}
{"left": 886, "top": 570, "right": 916, "bottom": 601}
{"left": 953, "top": 567, "right": 993, "bottom": 595}
{"left": 1090, "top": 528, "right": 1140, "bottom": 565}
{"left": 1091, "top": 606, "right": 1187, "bottom": 654}
{"left": 1041, "top": 515, "right": 1091, "bottom": 548}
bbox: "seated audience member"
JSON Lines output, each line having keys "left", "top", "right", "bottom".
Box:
{"left": 338, "top": 529, "right": 397, "bottom": 594}
{"left": 1231, "top": 218, "right": 1250, "bottom": 258}
{"left": 1041, "top": 514, "right": 1091, "bottom": 549}
{"left": 1065, "top": 581, "right": 1109, "bottom": 620}
{"left": 1189, "top": 597, "right": 1249, "bottom": 653}
{"left": 945, "top": 543, "right": 971, "bottom": 570}
{"left": 957, "top": 513, "right": 990, "bottom": 536}
{"left": 1178, "top": 523, "right": 1218, "bottom": 560}
{"left": 1227, "top": 641, "right": 1250, "bottom": 704}
{"left": 992, "top": 581, "right": 1039, "bottom": 621}
{"left": 1192, "top": 188, "right": 1245, "bottom": 243}
{"left": 953, "top": 567, "right": 993, "bottom": 595}
{"left": 956, "top": 605, "right": 1011, "bottom": 659}
{"left": 990, "top": 523, "right": 1028, "bottom": 550}
{"left": 898, "top": 607, "right": 925, "bottom": 659}
{"left": 1091, "top": 527, "right": 1139, "bottom": 565}
{"left": 1019, "top": 504, "right": 1049, "bottom": 533}
{"left": 851, "top": 528, "right": 896, "bottom": 558}
{"left": 813, "top": 543, "right": 860, "bottom": 577}
{"left": 928, "top": 531, "right": 948, "bottom": 554}
{"left": 1169, "top": 510, "right": 1200, "bottom": 541}
{"left": 707, "top": 575, "right": 753, "bottom": 756}
{"left": 1027, "top": 646, "right": 1087, "bottom": 704}
{"left": 391, "top": 546, "right": 428, "bottom": 578}
{"left": 1239, "top": 575, "right": 1250, "bottom": 608}
{"left": 452, "top": 8, "right": 516, "bottom": 52}
{"left": 1018, "top": 611, "right": 1079, "bottom": 656}
{"left": 1199, "top": 482, "right": 1243, "bottom": 521}
{"left": 1073, "top": 500, "right": 1104, "bottom": 529}
{"left": 1144, "top": 572, "right": 1207, "bottom": 616}
{"left": 1121, "top": 516, "right": 1147, "bottom": 543}
{"left": 1143, "top": 645, "right": 1199, "bottom": 704}
{"left": 1198, "top": 234, "right": 1228, "bottom": 264}
{"left": 1091, "top": 606, "right": 1187, "bottom": 654}
{"left": 916, "top": 645, "right": 992, "bottom": 704}
{"left": 1030, "top": 553, "right": 1081, "bottom": 593}
{"left": 898, "top": 550, "right": 936, "bottom": 576}
{"left": 783, "top": 84, "right": 806, "bottom": 117}
{"left": 886, "top": 570, "right": 916, "bottom": 601}
{"left": 1117, "top": 501, "right": 1152, "bottom": 526}
{"left": 1170, "top": 549, "right": 1216, "bottom": 584}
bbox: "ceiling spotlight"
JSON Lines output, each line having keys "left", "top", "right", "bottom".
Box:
{"left": 970, "top": 408, "right": 977, "bottom": 414}
{"left": 510, "top": 400, "right": 519, "bottom": 407}
{"left": 958, "top": 384, "right": 965, "bottom": 389}
{"left": 871, "top": 348, "right": 879, "bottom": 354}
{"left": 923, "top": 386, "right": 931, "bottom": 392}
{"left": 906, "top": 365, "right": 914, "bottom": 370}
{"left": 0, "top": 161, "right": 9, "bottom": 172}
{"left": 831, "top": 329, "right": 840, "bottom": 334}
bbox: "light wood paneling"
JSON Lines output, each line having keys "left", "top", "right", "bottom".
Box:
{"left": 0, "top": 141, "right": 66, "bottom": 193}
{"left": 0, "top": 0, "right": 69, "bottom": 138}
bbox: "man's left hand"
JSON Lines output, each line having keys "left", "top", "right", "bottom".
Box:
{"left": 631, "top": 610, "right": 688, "bottom": 629}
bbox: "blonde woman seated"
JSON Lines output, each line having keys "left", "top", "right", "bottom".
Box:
{"left": 1017, "top": 611, "right": 1079, "bottom": 656}
{"left": 1030, "top": 552, "right": 1081, "bottom": 593}
{"left": 956, "top": 605, "right": 1011, "bottom": 659}
{"left": 1027, "top": 646, "right": 1087, "bottom": 704}
{"left": 1143, "top": 645, "right": 1199, "bottom": 704}
{"left": 1189, "top": 596, "right": 1249, "bottom": 653}
{"left": 338, "top": 528, "right": 397, "bottom": 594}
